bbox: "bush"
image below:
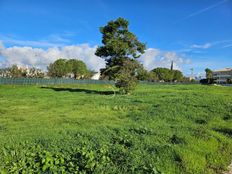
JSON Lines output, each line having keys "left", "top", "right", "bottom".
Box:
{"left": 200, "top": 79, "right": 207, "bottom": 84}
{"left": 115, "top": 76, "right": 138, "bottom": 94}
{"left": 227, "top": 78, "right": 232, "bottom": 84}
{"left": 115, "top": 59, "right": 141, "bottom": 94}
{"left": 200, "top": 78, "right": 214, "bottom": 84}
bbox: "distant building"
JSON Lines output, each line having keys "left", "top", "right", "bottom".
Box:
{"left": 91, "top": 72, "right": 101, "bottom": 80}
{"left": 0, "top": 68, "right": 11, "bottom": 77}
{"left": 213, "top": 68, "right": 232, "bottom": 84}
{"left": 185, "top": 76, "right": 196, "bottom": 81}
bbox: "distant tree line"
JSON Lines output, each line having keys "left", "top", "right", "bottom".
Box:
{"left": 137, "top": 67, "right": 184, "bottom": 82}
{"left": 0, "top": 60, "right": 187, "bottom": 83}
{"left": 0, "top": 59, "right": 95, "bottom": 79}
{"left": 100, "top": 64, "right": 185, "bottom": 83}
{"left": 0, "top": 65, "right": 45, "bottom": 78}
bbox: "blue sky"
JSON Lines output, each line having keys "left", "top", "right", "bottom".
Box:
{"left": 0, "top": 0, "right": 231, "bottom": 76}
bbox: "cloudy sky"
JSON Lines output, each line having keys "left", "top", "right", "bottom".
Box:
{"left": 0, "top": 0, "right": 231, "bottom": 76}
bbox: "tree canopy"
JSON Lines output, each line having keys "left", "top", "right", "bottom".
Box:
{"left": 95, "top": 17, "right": 146, "bottom": 93}
{"left": 151, "top": 67, "right": 183, "bottom": 82}
{"left": 66, "top": 59, "right": 89, "bottom": 79}
{"left": 47, "top": 59, "right": 68, "bottom": 77}
{"left": 47, "top": 59, "right": 89, "bottom": 79}
{"left": 95, "top": 17, "right": 146, "bottom": 60}
{"left": 205, "top": 68, "right": 213, "bottom": 84}
{"left": 205, "top": 68, "right": 213, "bottom": 79}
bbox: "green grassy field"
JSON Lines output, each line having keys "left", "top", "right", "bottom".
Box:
{"left": 0, "top": 84, "right": 232, "bottom": 173}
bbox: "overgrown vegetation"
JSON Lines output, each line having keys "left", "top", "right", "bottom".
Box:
{"left": 0, "top": 84, "right": 232, "bottom": 173}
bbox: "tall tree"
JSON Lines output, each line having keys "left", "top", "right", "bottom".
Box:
{"left": 136, "top": 67, "right": 150, "bottom": 81}
{"left": 172, "top": 70, "right": 184, "bottom": 82}
{"left": 95, "top": 17, "right": 146, "bottom": 94}
{"left": 170, "top": 61, "right": 174, "bottom": 71}
{"left": 47, "top": 58, "right": 90, "bottom": 79}
{"left": 66, "top": 59, "right": 88, "bottom": 79}
{"left": 205, "top": 68, "right": 213, "bottom": 84}
{"left": 152, "top": 68, "right": 173, "bottom": 82}
{"left": 205, "top": 68, "right": 213, "bottom": 79}
{"left": 47, "top": 59, "right": 68, "bottom": 77}
{"left": 151, "top": 67, "right": 183, "bottom": 82}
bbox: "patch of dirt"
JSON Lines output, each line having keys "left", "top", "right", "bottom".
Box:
{"left": 223, "top": 162, "right": 232, "bottom": 174}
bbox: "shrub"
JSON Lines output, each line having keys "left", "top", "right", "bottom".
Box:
{"left": 115, "top": 59, "right": 141, "bottom": 94}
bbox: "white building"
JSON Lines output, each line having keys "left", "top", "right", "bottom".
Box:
{"left": 91, "top": 72, "right": 101, "bottom": 80}
{"left": 213, "top": 68, "right": 232, "bottom": 84}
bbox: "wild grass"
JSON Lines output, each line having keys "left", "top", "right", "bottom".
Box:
{"left": 0, "top": 84, "right": 232, "bottom": 173}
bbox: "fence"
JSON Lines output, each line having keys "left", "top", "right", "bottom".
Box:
{"left": 0, "top": 77, "right": 200, "bottom": 85}
{"left": 140, "top": 81, "right": 199, "bottom": 85}
{"left": 0, "top": 78, "right": 115, "bottom": 85}
{"left": 221, "top": 84, "right": 232, "bottom": 87}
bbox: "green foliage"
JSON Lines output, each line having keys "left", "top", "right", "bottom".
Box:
{"left": 152, "top": 67, "right": 184, "bottom": 82}
{"left": 205, "top": 68, "right": 214, "bottom": 84}
{"left": 136, "top": 68, "right": 159, "bottom": 82}
{"left": 227, "top": 78, "right": 232, "bottom": 84}
{"left": 152, "top": 68, "right": 172, "bottom": 82}
{"left": 200, "top": 78, "right": 208, "bottom": 84}
{"left": 172, "top": 70, "right": 184, "bottom": 82}
{"left": 47, "top": 58, "right": 89, "bottom": 78}
{"left": 66, "top": 59, "right": 89, "bottom": 79}
{"left": 0, "top": 84, "right": 232, "bottom": 173}
{"left": 95, "top": 17, "right": 146, "bottom": 59}
{"left": 1, "top": 144, "right": 111, "bottom": 173}
{"left": 147, "top": 71, "right": 159, "bottom": 82}
{"left": 95, "top": 17, "right": 146, "bottom": 93}
{"left": 205, "top": 68, "right": 213, "bottom": 79}
{"left": 115, "top": 59, "right": 142, "bottom": 94}
{"left": 48, "top": 59, "right": 69, "bottom": 77}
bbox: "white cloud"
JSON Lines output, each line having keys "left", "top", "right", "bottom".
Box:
{"left": 191, "top": 43, "right": 212, "bottom": 49}
{"left": 139, "top": 48, "right": 190, "bottom": 71}
{"left": 0, "top": 42, "right": 105, "bottom": 71}
{"left": 0, "top": 34, "right": 72, "bottom": 48}
{"left": 176, "top": 40, "right": 232, "bottom": 53}
{"left": 0, "top": 41, "right": 4, "bottom": 51}
{"left": 0, "top": 41, "right": 190, "bottom": 72}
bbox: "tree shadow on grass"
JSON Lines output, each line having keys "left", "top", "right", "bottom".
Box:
{"left": 40, "top": 86, "right": 116, "bottom": 95}
{"left": 213, "top": 128, "right": 232, "bottom": 137}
